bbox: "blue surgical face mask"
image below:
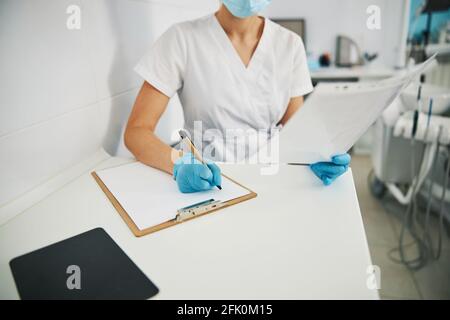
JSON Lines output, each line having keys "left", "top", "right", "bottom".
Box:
{"left": 222, "top": 0, "right": 272, "bottom": 18}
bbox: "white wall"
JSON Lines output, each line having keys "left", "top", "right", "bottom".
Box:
{"left": 0, "top": 0, "right": 218, "bottom": 209}
{"left": 263, "top": 0, "right": 408, "bottom": 67}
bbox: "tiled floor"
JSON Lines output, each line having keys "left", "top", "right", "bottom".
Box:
{"left": 351, "top": 155, "right": 450, "bottom": 300}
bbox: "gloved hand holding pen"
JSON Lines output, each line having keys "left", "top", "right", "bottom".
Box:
{"left": 173, "top": 153, "right": 222, "bottom": 193}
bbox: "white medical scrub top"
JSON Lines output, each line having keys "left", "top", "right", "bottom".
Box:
{"left": 135, "top": 14, "right": 313, "bottom": 162}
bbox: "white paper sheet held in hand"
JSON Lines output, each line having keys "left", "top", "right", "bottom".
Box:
{"left": 274, "top": 56, "right": 436, "bottom": 164}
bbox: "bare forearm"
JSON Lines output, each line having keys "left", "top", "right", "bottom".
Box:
{"left": 124, "top": 127, "right": 179, "bottom": 174}
{"left": 124, "top": 82, "right": 181, "bottom": 174}
{"left": 278, "top": 96, "right": 304, "bottom": 126}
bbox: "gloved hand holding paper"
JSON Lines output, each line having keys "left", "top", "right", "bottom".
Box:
{"left": 274, "top": 55, "right": 437, "bottom": 164}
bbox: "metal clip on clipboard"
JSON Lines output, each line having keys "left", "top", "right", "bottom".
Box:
{"left": 176, "top": 199, "right": 224, "bottom": 222}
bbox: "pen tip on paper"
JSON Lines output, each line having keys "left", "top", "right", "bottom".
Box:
{"left": 217, "top": 185, "right": 222, "bottom": 190}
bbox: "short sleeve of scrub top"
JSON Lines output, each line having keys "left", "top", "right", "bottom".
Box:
{"left": 290, "top": 37, "right": 313, "bottom": 97}
{"left": 134, "top": 25, "right": 186, "bottom": 98}
{"left": 134, "top": 14, "right": 313, "bottom": 161}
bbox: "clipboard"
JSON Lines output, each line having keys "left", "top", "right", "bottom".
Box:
{"left": 92, "top": 162, "right": 256, "bottom": 237}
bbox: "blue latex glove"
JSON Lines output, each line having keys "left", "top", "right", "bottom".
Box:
{"left": 310, "top": 153, "right": 351, "bottom": 186}
{"left": 173, "top": 153, "right": 222, "bottom": 193}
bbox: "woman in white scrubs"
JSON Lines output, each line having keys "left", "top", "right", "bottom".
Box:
{"left": 125, "top": 0, "right": 351, "bottom": 193}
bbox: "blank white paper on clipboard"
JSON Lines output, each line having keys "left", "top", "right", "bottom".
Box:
{"left": 276, "top": 55, "right": 437, "bottom": 164}
{"left": 96, "top": 162, "right": 251, "bottom": 230}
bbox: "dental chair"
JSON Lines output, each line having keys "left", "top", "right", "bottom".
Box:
{"left": 370, "top": 60, "right": 450, "bottom": 269}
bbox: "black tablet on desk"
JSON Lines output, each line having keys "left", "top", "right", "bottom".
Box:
{"left": 9, "top": 228, "right": 159, "bottom": 300}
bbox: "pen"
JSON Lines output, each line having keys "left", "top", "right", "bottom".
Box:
{"left": 179, "top": 130, "right": 222, "bottom": 190}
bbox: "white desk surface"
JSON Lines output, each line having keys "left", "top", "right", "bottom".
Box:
{"left": 0, "top": 156, "right": 378, "bottom": 299}
{"left": 311, "top": 65, "right": 395, "bottom": 80}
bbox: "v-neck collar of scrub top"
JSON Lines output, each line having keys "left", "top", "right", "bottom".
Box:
{"left": 208, "top": 13, "right": 278, "bottom": 131}
{"left": 210, "top": 14, "right": 271, "bottom": 79}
